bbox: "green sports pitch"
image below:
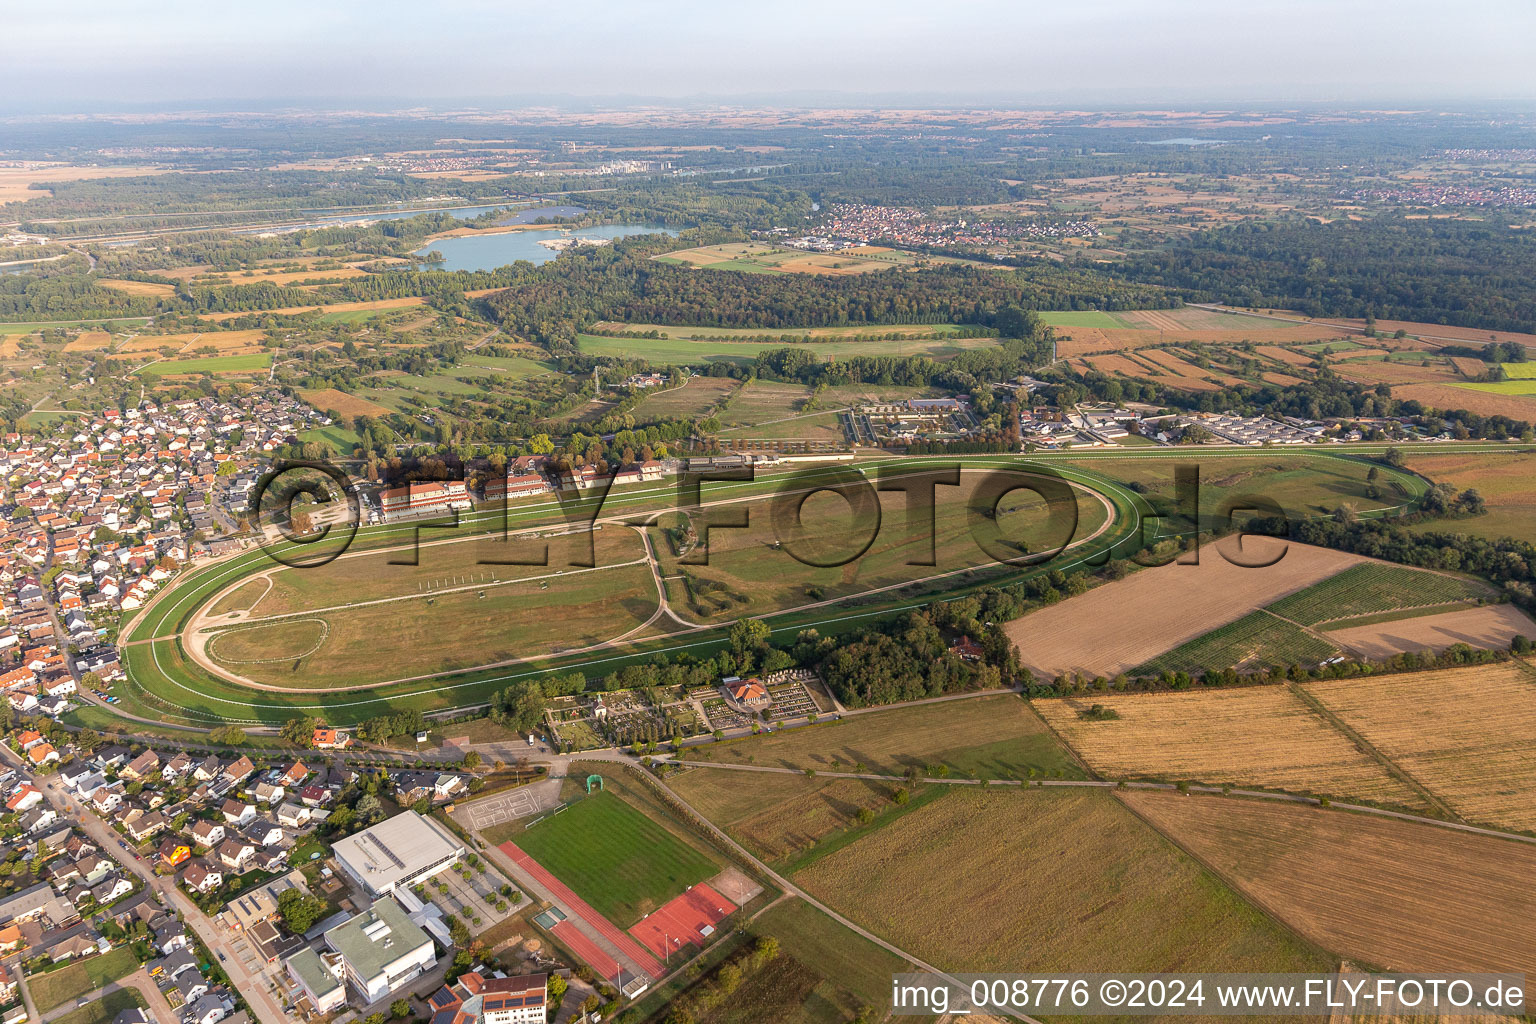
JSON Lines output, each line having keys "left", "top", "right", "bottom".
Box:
{"left": 513, "top": 790, "right": 718, "bottom": 926}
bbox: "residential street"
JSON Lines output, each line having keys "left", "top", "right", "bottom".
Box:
{"left": 0, "top": 745, "right": 290, "bottom": 1024}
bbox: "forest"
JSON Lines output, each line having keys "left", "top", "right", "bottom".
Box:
{"left": 485, "top": 239, "right": 1171, "bottom": 350}
{"left": 1116, "top": 217, "right": 1536, "bottom": 333}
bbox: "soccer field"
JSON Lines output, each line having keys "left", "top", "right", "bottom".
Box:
{"left": 516, "top": 791, "right": 719, "bottom": 926}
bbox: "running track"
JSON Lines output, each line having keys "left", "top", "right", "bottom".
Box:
{"left": 551, "top": 921, "right": 622, "bottom": 985}
{"left": 499, "top": 840, "right": 665, "bottom": 977}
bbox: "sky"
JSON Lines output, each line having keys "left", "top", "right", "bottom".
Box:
{"left": 5, "top": 0, "right": 1535, "bottom": 111}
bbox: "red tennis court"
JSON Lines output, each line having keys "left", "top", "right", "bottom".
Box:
{"left": 499, "top": 840, "right": 664, "bottom": 977}
{"left": 628, "top": 883, "right": 737, "bottom": 959}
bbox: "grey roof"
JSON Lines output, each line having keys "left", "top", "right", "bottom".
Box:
{"left": 330, "top": 810, "right": 462, "bottom": 893}
{"left": 285, "top": 946, "right": 342, "bottom": 1001}
{"left": 324, "top": 898, "right": 432, "bottom": 981}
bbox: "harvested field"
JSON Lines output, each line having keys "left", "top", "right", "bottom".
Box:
{"left": 1392, "top": 382, "right": 1536, "bottom": 419}
{"left": 1138, "top": 348, "right": 1243, "bottom": 385}
{"left": 1006, "top": 539, "right": 1363, "bottom": 679}
{"left": 62, "top": 331, "right": 113, "bottom": 352}
{"left": 668, "top": 769, "right": 914, "bottom": 862}
{"left": 1261, "top": 372, "right": 1305, "bottom": 386}
{"left": 687, "top": 694, "right": 1080, "bottom": 780}
{"left": 1255, "top": 345, "right": 1314, "bottom": 367}
{"left": 1326, "top": 604, "right": 1536, "bottom": 660}
{"left": 116, "top": 333, "right": 187, "bottom": 353}
{"left": 298, "top": 387, "right": 393, "bottom": 421}
{"left": 1404, "top": 451, "right": 1536, "bottom": 542}
{"left": 1334, "top": 362, "right": 1460, "bottom": 386}
{"left": 189, "top": 266, "right": 368, "bottom": 286}
{"left": 97, "top": 278, "right": 176, "bottom": 298}
{"left": 0, "top": 162, "right": 172, "bottom": 204}
{"left": 1085, "top": 353, "right": 1161, "bottom": 377}
{"left": 1448, "top": 356, "right": 1488, "bottom": 378}
{"left": 1035, "top": 687, "right": 1423, "bottom": 807}
{"left": 1330, "top": 318, "right": 1536, "bottom": 350}
{"left": 794, "top": 787, "right": 1331, "bottom": 976}
{"left": 1120, "top": 790, "right": 1536, "bottom": 989}
{"left": 631, "top": 376, "right": 739, "bottom": 421}
{"left": 1304, "top": 663, "right": 1536, "bottom": 831}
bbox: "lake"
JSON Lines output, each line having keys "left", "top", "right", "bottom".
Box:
{"left": 415, "top": 222, "right": 676, "bottom": 272}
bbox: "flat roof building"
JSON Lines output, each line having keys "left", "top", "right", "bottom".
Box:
{"left": 325, "top": 897, "right": 435, "bottom": 1005}
{"left": 331, "top": 810, "right": 464, "bottom": 898}
{"left": 285, "top": 947, "right": 346, "bottom": 1014}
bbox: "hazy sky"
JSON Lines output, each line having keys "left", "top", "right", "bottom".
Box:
{"left": 6, "top": 0, "right": 1534, "bottom": 111}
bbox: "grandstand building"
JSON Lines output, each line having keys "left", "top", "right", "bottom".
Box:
{"left": 378, "top": 481, "right": 471, "bottom": 521}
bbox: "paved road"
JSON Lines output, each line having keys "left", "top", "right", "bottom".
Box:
{"left": 0, "top": 745, "right": 291, "bottom": 1024}
{"left": 39, "top": 974, "right": 177, "bottom": 1024}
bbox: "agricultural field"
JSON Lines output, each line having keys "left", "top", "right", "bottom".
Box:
{"left": 1034, "top": 686, "right": 1424, "bottom": 807}
{"left": 655, "top": 241, "right": 955, "bottom": 275}
{"left": 1133, "top": 609, "right": 1340, "bottom": 676}
{"left": 688, "top": 694, "right": 1079, "bottom": 779}
{"left": 1120, "top": 791, "right": 1536, "bottom": 987}
{"left": 748, "top": 898, "right": 917, "bottom": 1023}
{"left": 1391, "top": 382, "right": 1536, "bottom": 421}
{"left": 298, "top": 387, "right": 394, "bottom": 420}
{"left": 96, "top": 277, "right": 178, "bottom": 297}
{"left": 61, "top": 330, "right": 113, "bottom": 351}
{"left": 510, "top": 790, "right": 719, "bottom": 926}
{"left": 1452, "top": 379, "right": 1536, "bottom": 396}
{"left": 1406, "top": 451, "right": 1536, "bottom": 542}
{"left": 1325, "top": 604, "right": 1536, "bottom": 660}
{"left": 1006, "top": 539, "right": 1363, "bottom": 680}
{"left": 132, "top": 352, "right": 272, "bottom": 377}
{"left": 577, "top": 321, "right": 995, "bottom": 366}
{"left": 668, "top": 768, "right": 922, "bottom": 863}
{"left": 1303, "top": 663, "right": 1536, "bottom": 831}
{"left": 794, "top": 787, "right": 1331, "bottom": 976}
{"left": 631, "top": 375, "right": 740, "bottom": 421}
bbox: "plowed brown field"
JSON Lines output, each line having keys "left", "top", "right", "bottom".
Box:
{"left": 1005, "top": 539, "right": 1363, "bottom": 679}
{"left": 1393, "top": 383, "right": 1536, "bottom": 419}
{"left": 1120, "top": 790, "right": 1536, "bottom": 992}
{"left": 1327, "top": 604, "right": 1536, "bottom": 662}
